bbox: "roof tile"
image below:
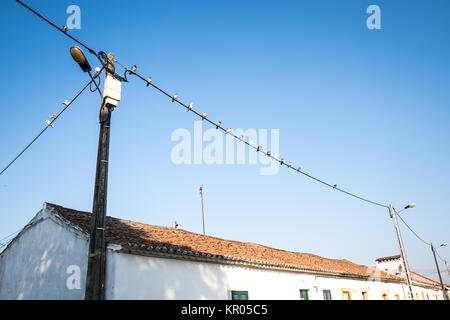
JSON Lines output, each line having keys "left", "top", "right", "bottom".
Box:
{"left": 44, "top": 203, "right": 440, "bottom": 286}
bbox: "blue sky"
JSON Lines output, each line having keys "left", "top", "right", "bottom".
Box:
{"left": 1, "top": 0, "right": 449, "bottom": 283}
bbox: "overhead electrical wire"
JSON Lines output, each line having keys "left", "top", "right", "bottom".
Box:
{"left": 0, "top": 229, "right": 21, "bottom": 244}
{"left": 397, "top": 212, "right": 448, "bottom": 263}
{"left": 14, "top": 0, "right": 450, "bottom": 279}
{"left": 115, "top": 61, "right": 390, "bottom": 209}
{"left": 0, "top": 70, "right": 103, "bottom": 177}
{"left": 16, "top": 0, "right": 97, "bottom": 56}
{"left": 396, "top": 213, "right": 430, "bottom": 246}
{"left": 14, "top": 0, "right": 390, "bottom": 209}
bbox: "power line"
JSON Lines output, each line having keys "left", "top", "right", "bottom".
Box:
{"left": 14, "top": 0, "right": 390, "bottom": 209}
{"left": 0, "top": 71, "right": 103, "bottom": 177}
{"left": 14, "top": 0, "right": 450, "bottom": 285}
{"left": 435, "top": 249, "right": 448, "bottom": 264}
{"left": 0, "top": 229, "right": 21, "bottom": 244}
{"left": 115, "top": 61, "right": 390, "bottom": 209}
{"left": 396, "top": 213, "right": 430, "bottom": 246}
{"left": 16, "top": 0, "right": 97, "bottom": 56}
{"left": 397, "top": 212, "right": 448, "bottom": 264}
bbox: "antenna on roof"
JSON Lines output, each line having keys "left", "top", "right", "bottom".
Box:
{"left": 199, "top": 185, "right": 206, "bottom": 235}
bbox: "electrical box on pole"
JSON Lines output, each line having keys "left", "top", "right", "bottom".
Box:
{"left": 104, "top": 73, "right": 121, "bottom": 107}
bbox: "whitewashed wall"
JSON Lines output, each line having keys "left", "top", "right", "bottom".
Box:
{"left": 0, "top": 209, "right": 89, "bottom": 300}
{"left": 0, "top": 211, "right": 445, "bottom": 300}
{"left": 107, "top": 252, "right": 445, "bottom": 300}
{"left": 376, "top": 258, "right": 403, "bottom": 274}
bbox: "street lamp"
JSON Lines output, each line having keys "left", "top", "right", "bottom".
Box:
{"left": 388, "top": 203, "right": 415, "bottom": 299}
{"left": 394, "top": 202, "right": 415, "bottom": 215}
{"left": 431, "top": 242, "right": 449, "bottom": 300}
{"left": 70, "top": 46, "right": 102, "bottom": 99}
{"left": 404, "top": 202, "right": 415, "bottom": 209}
{"left": 393, "top": 203, "right": 448, "bottom": 301}
{"left": 70, "top": 46, "right": 91, "bottom": 72}
{"left": 70, "top": 48, "right": 118, "bottom": 300}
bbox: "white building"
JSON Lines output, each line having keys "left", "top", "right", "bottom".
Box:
{"left": 0, "top": 203, "right": 448, "bottom": 300}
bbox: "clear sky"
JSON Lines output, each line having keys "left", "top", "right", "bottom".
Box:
{"left": 1, "top": 0, "right": 449, "bottom": 284}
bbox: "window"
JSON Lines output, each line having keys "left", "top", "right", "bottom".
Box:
{"left": 394, "top": 294, "right": 400, "bottom": 300}
{"left": 415, "top": 293, "right": 419, "bottom": 300}
{"left": 342, "top": 291, "right": 351, "bottom": 300}
{"left": 382, "top": 293, "right": 389, "bottom": 300}
{"left": 362, "top": 292, "right": 369, "bottom": 300}
{"left": 426, "top": 294, "right": 429, "bottom": 300}
{"left": 231, "top": 291, "right": 248, "bottom": 300}
{"left": 300, "top": 289, "right": 309, "bottom": 300}
{"left": 323, "top": 290, "right": 332, "bottom": 300}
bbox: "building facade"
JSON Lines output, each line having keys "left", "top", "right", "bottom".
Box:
{"left": 0, "top": 203, "right": 447, "bottom": 300}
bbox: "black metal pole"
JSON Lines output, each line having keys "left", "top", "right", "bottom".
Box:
{"left": 85, "top": 53, "right": 114, "bottom": 300}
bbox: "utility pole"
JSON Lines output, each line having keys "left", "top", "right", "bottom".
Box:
{"left": 199, "top": 185, "right": 205, "bottom": 235}
{"left": 85, "top": 53, "right": 120, "bottom": 300}
{"left": 389, "top": 204, "right": 414, "bottom": 300}
{"left": 430, "top": 243, "right": 449, "bottom": 300}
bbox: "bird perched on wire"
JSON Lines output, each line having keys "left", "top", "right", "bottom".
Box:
{"left": 62, "top": 100, "right": 71, "bottom": 106}
{"left": 172, "top": 94, "right": 178, "bottom": 102}
{"left": 187, "top": 102, "right": 193, "bottom": 112}
{"left": 45, "top": 120, "right": 54, "bottom": 128}
{"left": 50, "top": 114, "right": 58, "bottom": 119}
{"left": 61, "top": 25, "right": 68, "bottom": 33}
{"left": 333, "top": 184, "right": 337, "bottom": 189}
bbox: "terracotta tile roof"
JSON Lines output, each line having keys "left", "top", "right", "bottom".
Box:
{"left": 43, "top": 203, "right": 412, "bottom": 282}
{"left": 375, "top": 255, "right": 401, "bottom": 262}
{"left": 410, "top": 272, "right": 442, "bottom": 287}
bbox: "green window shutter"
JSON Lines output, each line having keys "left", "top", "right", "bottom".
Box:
{"left": 231, "top": 291, "right": 249, "bottom": 300}
{"left": 323, "top": 290, "right": 332, "bottom": 300}
{"left": 300, "top": 289, "right": 309, "bottom": 300}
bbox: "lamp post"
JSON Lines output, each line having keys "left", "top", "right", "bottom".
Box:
{"left": 70, "top": 47, "right": 120, "bottom": 300}
{"left": 389, "top": 203, "right": 415, "bottom": 300}
{"left": 431, "top": 243, "right": 449, "bottom": 300}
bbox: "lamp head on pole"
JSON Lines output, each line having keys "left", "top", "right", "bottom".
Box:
{"left": 404, "top": 202, "right": 416, "bottom": 210}
{"left": 70, "top": 46, "right": 92, "bottom": 72}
